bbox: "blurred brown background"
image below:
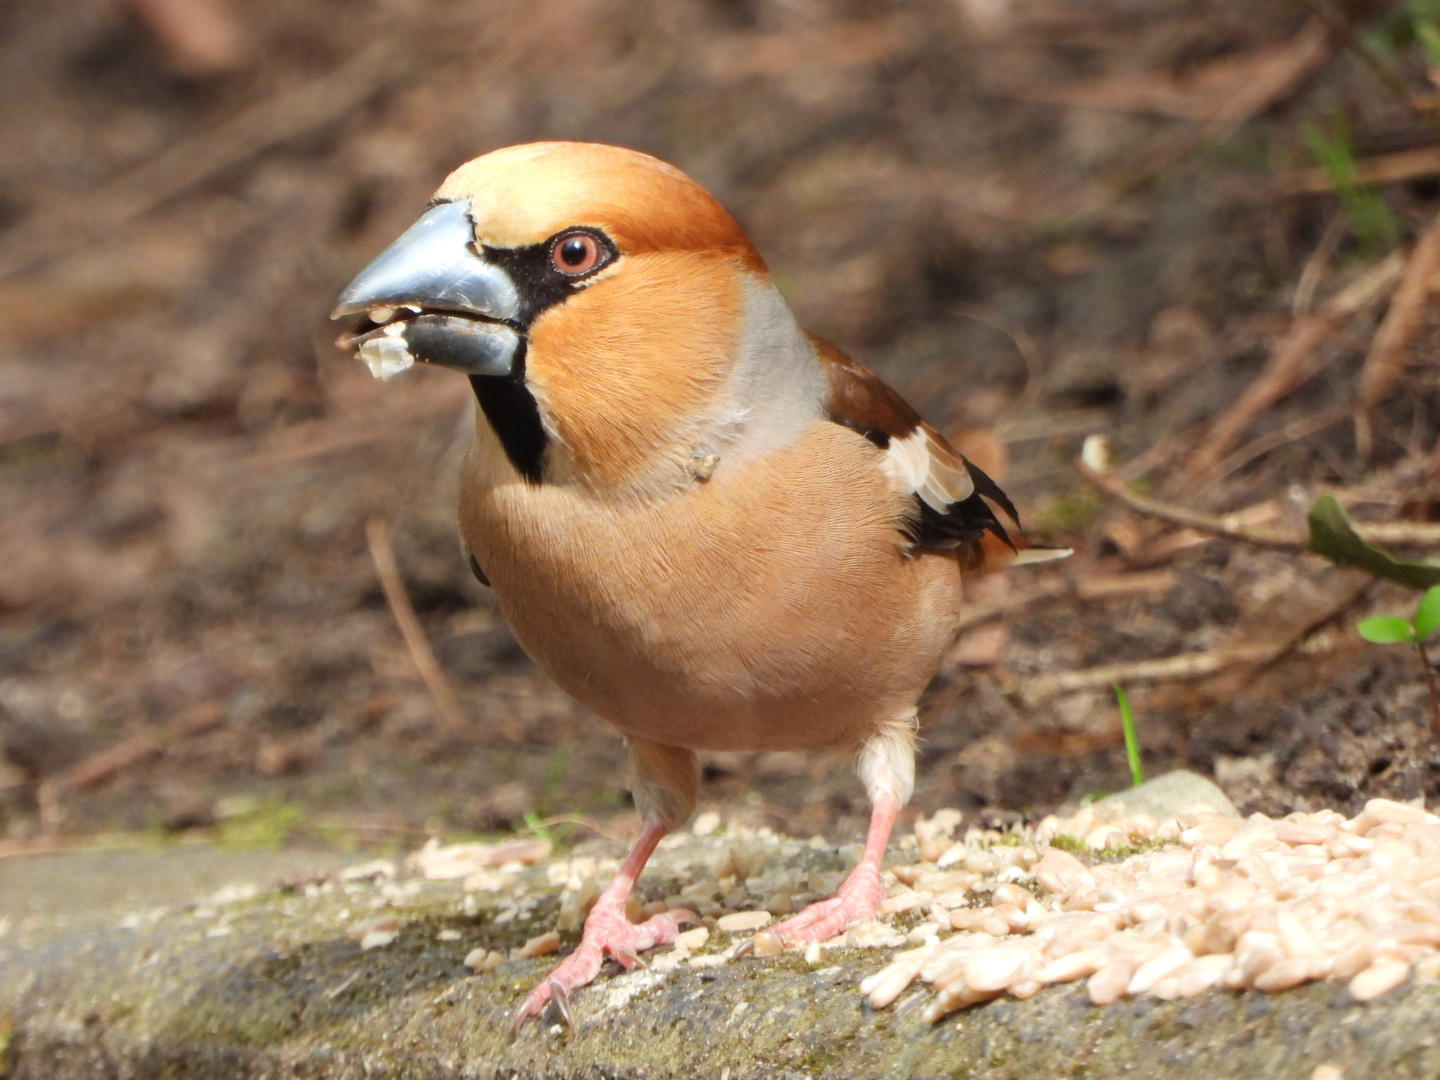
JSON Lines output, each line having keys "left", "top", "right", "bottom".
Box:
{"left": 4, "top": 0, "right": 1440, "bottom": 854}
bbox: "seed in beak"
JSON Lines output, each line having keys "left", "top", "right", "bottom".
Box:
{"left": 368, "top": 306, "right": 396, "bottom": 324}
{"left": 358, "top": 334, "right": 415, "bottom": 380}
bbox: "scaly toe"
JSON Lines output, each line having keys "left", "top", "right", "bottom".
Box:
{"left": 511, "top": 905, "right": 695, "bottom": 1031}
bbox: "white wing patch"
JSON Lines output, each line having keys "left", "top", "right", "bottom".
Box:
{"left": 880, "top": 428, "right": 974, "bottom": 512}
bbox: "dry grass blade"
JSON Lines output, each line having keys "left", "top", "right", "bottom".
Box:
{"left": 1193, "top": 405, "right": 1347, "bottom": 493}
{"left": 56, "top": 705, "right": 226, "bottom": 794}
{"left": 0, "top": 40, "right": 412, "bottom": 281}
{"left": 1019, "top": 645, "right": 1281, "bottom": 706}
{"left": 365, "top": 519, "right": 468, "bottom": 734}
{"left": 58, "top": 736, "right": 162, "bottom": 794}
{"left": 1085, "top": 447, "right": 1440, "bottom": 554}
{"left": 1359, "top": 522, "right": 1440, "bottom": 545}
{"left": 1081, "top": 18, "right": 1331, "bottom": 212}
{"left": 1355, "top": 209, "right": 1440, "bottom": 454}
{"left": 956, "top": 572, "right": 1176, "bottom": 634}
{"left": 984, "top": 19, "right": 1327, "bottom": 127}
{"left": 1184, "top": 253, "right": 1403, "bottom": 480}
{"left": 1291, "top": 0, "right": 1440, "bottom": 138}
{"left": 1277, "top": 145, "right": 1440, "bottom": 195}
{"left": 1202, "top": 17, "right": 1330, "bottom": 142}
{"left": 1021, "top": 576, "right": 1369, "bottom": 706}
{"left": 1292, "top": 212, "right": 1347, "bottom": 316}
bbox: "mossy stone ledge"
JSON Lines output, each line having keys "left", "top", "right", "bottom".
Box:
{"left": 2, "top": 841, "right": 1438, "bottom": 1079}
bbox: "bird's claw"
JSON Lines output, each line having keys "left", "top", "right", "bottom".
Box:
{"left": 511, "top": 978, "right": 573, "bottom": 1037}
{"left": 613, "top": 946, "right": 647, "bottom": 970}
{"left": 510, "top": 904, "right": 694, "bottom": 1033}
{"left": 549, "top": 979, "right": 575, "bottom": 1029}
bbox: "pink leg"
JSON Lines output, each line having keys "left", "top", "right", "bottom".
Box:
{"left": 512, "top": 820, "right": 694, "bottom": 1032}
{"left": 764, "top": 791, "right": 899, "bottom": 947}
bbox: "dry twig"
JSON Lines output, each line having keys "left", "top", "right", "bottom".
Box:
{"left": 1021, "top": 576, "right": 1371, "bottom": 706}
{"left": 1290, "top": 0, "right": 1440, "bottom": 137}
{"left": 1185, "top": 252, "right": 1403, "bottom": 479}
{"left": 1078, "top": 452, "right": 1305, "bottom": 553}
{"left": 1360, "top": 522, "right": 1440, "bottom": 545}
{"left": 56, "top": 705, "right": 226, "bottom": 794}
{"left": 1083, "top": 18, "right": 1332, "bottom": 211}
{"left": 956, "top": 571, "right": 1177, "bottom": 634}
{"left": 1292, "top": 212, "right": 1346, "bottom": 316}
{"left": 365, "top": 518, "right": 468, "bottom": 734}
{"left": 1019, "top": 645, "right": 1281, "bottom": 706}
{"left": 1082, "top": 446, "right": 1440, "bottom": 552}
{"left": 1277, "top": 145, "right": 1440, "bottom": 195}
{"left": 1355, "top": 209, "right": 1440, "bottom": 454}
{"left": 1193, "top": 405, "right": 1347, "bottom": 493}
{"left": 1202, "top": 17, "right": 1331, "bottom": 142}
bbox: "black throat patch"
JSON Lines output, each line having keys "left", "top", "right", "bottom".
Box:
{"left": 469, "top": 343, "right": 547, "bottom": 484}
{"left": 465, "top": 233, "right": 617, "bottom": 484}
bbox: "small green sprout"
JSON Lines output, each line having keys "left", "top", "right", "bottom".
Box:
{"left": 521, "top": 809, "right": 558, "bottom": 847}
{"left": 1357, "top": 584, "right": 1440, "bottom": 741}
{"left": 1302, "top": 113, "right": 1399, "bottom": 256}
{"left": 1114, "top": 685, "right": 1143, "bottom": 789}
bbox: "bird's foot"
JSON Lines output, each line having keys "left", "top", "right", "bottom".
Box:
{"left": 512, "top": 902, "right": 696, "bottom": 1033}
{"left": 762, "top": 863, "right": 887, "bottom": 947}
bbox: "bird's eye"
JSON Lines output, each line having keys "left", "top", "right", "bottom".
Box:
{"left": 550, "top": 231, "right": 604, "bottom": 277}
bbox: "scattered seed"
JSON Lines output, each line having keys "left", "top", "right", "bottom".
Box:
{"left": 1087, "top": 959, "right": 1134, "bottom": 1005}
{"left": 750, "top": 931, "right": 786, "bottom": 957}
{"left": 464, "top": 948, "right": 504, "bottom": 972}
{"left": 716, "top": 910, "right": 772, "bottom": 933}
{"left": 1127, "top": 946, "right": 1193, "bottom": 995}
{"left": 1253, "top": 955, "right": 1313, "bottom": 992}
{"left": 676, "top": 926, "right": 710, "bottom": 951}
{"left": 1350, "top": 958, "right": 1409, "bottom": 1001}
{"left": 514, "top": 931, "right": 560, "bottom": 960}
{"left": 1036, "top": 849, "right": 1094, "bottom": 898}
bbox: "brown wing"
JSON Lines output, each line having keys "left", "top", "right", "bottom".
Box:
{"left": 811, "top": 335, "right": 1067, "bottom": 570}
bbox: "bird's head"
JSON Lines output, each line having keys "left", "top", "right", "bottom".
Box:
{"left": 333, "top": 142, "right": 817, "bottom": 494}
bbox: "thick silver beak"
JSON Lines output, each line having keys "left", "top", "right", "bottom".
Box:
{"left": 331, "top": 199, "right": 522, "bottom": 379}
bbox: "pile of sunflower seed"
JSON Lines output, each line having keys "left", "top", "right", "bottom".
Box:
{"left": 397, "top": 787, "right": 1440, "bottom": 1021}
{"left": 861, "top": 796, "right": 1440, "bottom": 1020}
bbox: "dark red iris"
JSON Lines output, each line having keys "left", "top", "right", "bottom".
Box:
{"left": 551, "top": 232, "right": 602, "bottom": 276}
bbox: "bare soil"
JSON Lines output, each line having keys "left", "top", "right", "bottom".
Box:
{"left": 4, "top": 0, "right": 1440, "bottom": 855}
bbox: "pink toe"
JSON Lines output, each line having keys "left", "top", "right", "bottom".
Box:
{"left": 767, "top": 872, "right": 887, "bottom": 946}
{"left": 512, "top": 904, "right": 692, "bottom": 1030}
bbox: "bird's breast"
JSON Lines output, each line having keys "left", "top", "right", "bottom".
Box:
{"left": 458, "top": 420, "right": 962, "bottom": 752}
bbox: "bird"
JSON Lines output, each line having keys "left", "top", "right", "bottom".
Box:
{"left": 331, "top": 141, "right": 1067, "bottom": 1030}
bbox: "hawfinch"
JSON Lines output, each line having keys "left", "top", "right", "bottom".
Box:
{"left": 332, "top": 142, "right": 1065, "bottom": 1029}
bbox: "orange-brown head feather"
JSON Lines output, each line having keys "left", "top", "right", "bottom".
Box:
{"left": 432, "top": 143, "right": 784, "bottom": 493}
{"left": 436, "top": 142, "right": 765, "bottom": 273}
{"left": 525, "top": 249, "right": 743, "bottom": 490}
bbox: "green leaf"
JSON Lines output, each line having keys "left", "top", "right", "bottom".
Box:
{"left": 1358, "top": 616, "right": 1416, "bottom": 644}
{"left": 1416, "top": 585, "right": 1440, "bottom": 640}
{"left": 1307, "top": 494, "right": 1440, "bottom": 590}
